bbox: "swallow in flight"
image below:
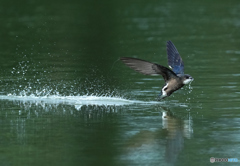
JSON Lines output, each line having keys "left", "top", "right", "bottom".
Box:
{"left": 120, "top": 41, "right": 194, "bottom": 99}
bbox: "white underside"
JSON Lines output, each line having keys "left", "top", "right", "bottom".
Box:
{"left": 161, "top": 83, "right": 168, "bottom": 97}
{"left": 183, "top": 78, "right": 193, "bottom": 84}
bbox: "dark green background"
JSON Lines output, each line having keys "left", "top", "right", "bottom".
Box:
{"left": 0, "top": 0, "right": 240, "bottom": 165}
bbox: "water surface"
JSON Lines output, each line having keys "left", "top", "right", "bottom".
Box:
{"left": 1, "top": 0, "right": 240, "bottom": 166}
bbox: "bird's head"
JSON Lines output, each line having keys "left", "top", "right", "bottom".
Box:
{"left": 180, "top": 74, "right": 194, "bottom": 84}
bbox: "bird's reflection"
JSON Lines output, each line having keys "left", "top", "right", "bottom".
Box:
{"left": 162, "top": 107, "right": 193, "bottom": 139}
{"left": 161, "top": 107, "right": 193, "bottom": 163}
{"left": 122, "top": 106, "right": 193, "bottom": 164}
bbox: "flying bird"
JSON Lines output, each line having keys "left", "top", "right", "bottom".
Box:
{"left": 120, "top": 41, "right": 194, "bottom": 99}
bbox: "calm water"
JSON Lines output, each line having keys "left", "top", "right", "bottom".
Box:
{"left": 1, "top": 0, "right": 240, "bottom": 166}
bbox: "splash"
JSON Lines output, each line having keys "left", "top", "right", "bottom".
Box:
{"left": 3, "top": 61, "right": 138, "bottom": 106}
{"left": 1, "top": 57, "right": 188, "bottom": 107}
{"left": 183, "top": 81, "right": 194, "bottom": 102}
{"left": 188, "top": 81, "right": 193, "bottom": 93}
{"left": 1, "top": 94, "right": 137, "bottom": 106}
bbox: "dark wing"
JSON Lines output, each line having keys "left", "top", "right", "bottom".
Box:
{"left": 120, "top": 57, "right": 177, "bottom": 82}
{"left": 167, "top": 41, "right": 184, "bottom": 74}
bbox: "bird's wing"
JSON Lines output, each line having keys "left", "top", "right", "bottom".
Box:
{"left": 120, "top": 57, "right": 177, "bottom": 82}
{"left": 167, "top": 41, "right": 184, "bottom": 74}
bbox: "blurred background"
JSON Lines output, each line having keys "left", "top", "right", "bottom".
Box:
{"left": 0, "top": 0, "right": 240, "bottom": 165}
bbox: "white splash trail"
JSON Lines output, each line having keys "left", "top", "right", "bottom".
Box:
{"left": 0, "top": 95, "right": 161, "bottom": 106}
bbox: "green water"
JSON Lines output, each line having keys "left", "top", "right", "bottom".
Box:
{"left": 1, "top": 0, "right": 240, "bottom": 166}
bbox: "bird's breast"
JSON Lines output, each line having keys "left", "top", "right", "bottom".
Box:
{"left": 164, "top": 79, "right": 184, "bottom": 96}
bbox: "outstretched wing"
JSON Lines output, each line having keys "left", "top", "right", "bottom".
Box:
{"left": 120, "top": 57, "right": 177, "bottom": 82}
{"left": 167, "top": 41, "right": 184, "bottom": 74}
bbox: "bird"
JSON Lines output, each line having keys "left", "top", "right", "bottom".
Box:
{"left": 120, "top": 40, "right": 194, "bottom": 100}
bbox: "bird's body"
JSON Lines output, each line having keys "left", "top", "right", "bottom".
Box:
{"left": 120, "top": 41, "right": 193, "bottom": 99}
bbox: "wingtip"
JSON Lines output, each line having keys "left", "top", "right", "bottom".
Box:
{"left": 120, "top": 57, "right": 126, "bottom": 60}
{"left": 166, "top": 40, "right": 174, "bottom": 48}
{"left": 120, "top": 57, "right": 130, "bottom": 62}
{"left": 166, "top": 40, "right": 173, "bottom": 45}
